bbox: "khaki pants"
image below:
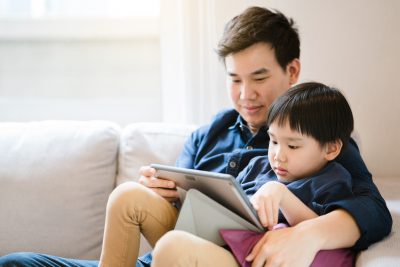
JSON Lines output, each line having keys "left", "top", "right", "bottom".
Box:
{"left": 152, "top": 230, "right": 239, "bottom": 267}
{"left": 99, "top": 182, "right": 178, "bottom": 267}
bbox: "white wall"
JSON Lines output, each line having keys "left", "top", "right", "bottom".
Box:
{"left": 0, "top": 20, "right": 161, "bottom": 125}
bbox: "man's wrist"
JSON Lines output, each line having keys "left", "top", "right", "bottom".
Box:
{"left": 295, "top": 216, "right": 327, "bottom": 252}
{"left": 294, "top": 209, "right": 360, "bottom": 250}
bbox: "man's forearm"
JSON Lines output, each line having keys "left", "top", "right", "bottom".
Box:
{"left": 296, "top": 209, "right": 361, "bottom": 250}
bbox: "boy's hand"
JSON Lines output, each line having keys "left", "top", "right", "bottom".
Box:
{"left": 250, "top": 181, "right": 287, "bottom": 230}
{"left": 138, "top": 165, "right": 179, "bottom": 202}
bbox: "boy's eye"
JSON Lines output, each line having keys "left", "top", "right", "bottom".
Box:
{"left": 269, "top": 140, "right": 277, "bottom": 145}
{"left": 288, "top": 145, "right": 299, "bottom": 149}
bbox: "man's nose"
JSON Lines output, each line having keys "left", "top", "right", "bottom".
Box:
{"left": 240, "top": 82, "right": 257, "bottom": 100}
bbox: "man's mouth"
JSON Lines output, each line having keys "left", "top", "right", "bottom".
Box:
{"left": 243, "top": 105, "right": 262, "bottom": 114}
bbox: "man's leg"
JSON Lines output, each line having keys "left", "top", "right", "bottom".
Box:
{"left": 152, "top": 230, "right": 239, "bottom": 267}
{"left": 99, "top": 182, "right": 178, "bottom": 267}
{"left": 0, "top": 252, "right": 98, "bottom": 267}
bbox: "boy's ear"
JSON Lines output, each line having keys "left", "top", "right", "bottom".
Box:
{"left": 324, "top": 140, "right": 343, "bottom": 161}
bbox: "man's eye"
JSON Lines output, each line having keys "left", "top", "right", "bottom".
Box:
{"left": 288, "top": 145, "right": 299, "bottom": 149}
{"left": 232, "top": 79, "right": 241, "bottom": 83}
{"left": 255, "top": 77, "right": 266, "bottom": 82}
{"left": 270, "top": 140, "right": 277, "bottom": 145}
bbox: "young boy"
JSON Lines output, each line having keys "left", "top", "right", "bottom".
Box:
{"left": 238, "top": 81, "right": 355, "bottom": 266}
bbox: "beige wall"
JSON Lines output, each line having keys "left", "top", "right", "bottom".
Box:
{"left": 213, "top": 0, "right": 400, "bottom": 178}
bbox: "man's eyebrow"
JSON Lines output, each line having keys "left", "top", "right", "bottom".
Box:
{"left": 227, "top": 72, "right": 238, "bottom": 77}
{"left": 251, "top": 68, "right": 269, "bottom": 75}
{"left": 227, "top": 68, "right": 269, "bottom": 77}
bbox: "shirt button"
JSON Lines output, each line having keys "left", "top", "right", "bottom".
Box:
{"left": 229, "top": 161, "right": 237, "bottom": 168}
{"left": 246, "top": 146, "right": 253, "bottom": 150}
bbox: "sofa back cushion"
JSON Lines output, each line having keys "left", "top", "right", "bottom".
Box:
{"left": 117, "top": 122, "right": 197, "bottom": 184}
{"left": 0, "top": 121, "right": 120, "bottom": 260}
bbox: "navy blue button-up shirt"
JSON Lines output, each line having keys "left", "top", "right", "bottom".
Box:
{"left": 138, "top": 108, "right": 392, "bottom": 266}
{"left": 176, "top": 108, "right": 269, "bottom": 176}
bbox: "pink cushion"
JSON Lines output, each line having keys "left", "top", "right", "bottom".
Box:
{"left": 220, "top": 228, "right": 355, "bottom": 267}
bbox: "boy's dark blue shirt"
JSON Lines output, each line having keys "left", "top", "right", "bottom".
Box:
{"left": 139, "top": 108, "right": 392, "bottom": 266}
{"left": 236, "top": 157, "right": 354, "bottom": 219}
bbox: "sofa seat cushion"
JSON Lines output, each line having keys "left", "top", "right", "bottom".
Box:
{"left": 0, "top": 121, "right": 120, "bottom": 260}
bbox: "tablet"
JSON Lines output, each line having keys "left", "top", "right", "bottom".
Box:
{"left": 150, "top": 163, "right": 264, "bottom": 230}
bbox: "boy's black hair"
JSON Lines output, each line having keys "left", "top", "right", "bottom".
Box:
{"left": 216, "top": 6, "right": 300, "bottom": 70}
{"left": 267, "top": 82, "right": 354, "bottom": 146}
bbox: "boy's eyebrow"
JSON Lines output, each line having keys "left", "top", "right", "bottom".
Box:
{"left": 268, "top": 131, "right": 303, "bottom": 141}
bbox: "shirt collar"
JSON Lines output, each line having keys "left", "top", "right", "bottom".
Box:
{"left": 228, "top": 115, "right": 268, "bottom": 132}
{"left": 228, "top": 114, "right": 268, "bottom": 134}
{"left": 228, "top": 114, "right": 246, "bottom": 131}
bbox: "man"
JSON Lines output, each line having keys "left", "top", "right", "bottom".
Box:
{"left": 0, "top": 6, "right": 391, "bottom": 267}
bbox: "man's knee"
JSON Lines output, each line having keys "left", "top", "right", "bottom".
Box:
{"left": 0, "top": 252, "right": 39, "bottom": 267}
{"left": 107, "top": 181, "right": 151, "bottom": 212}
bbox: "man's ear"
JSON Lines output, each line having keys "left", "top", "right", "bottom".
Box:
{"left": 286, "top": 58, "right": 301, "bottom": 86}
{"left": 324, "top": 140, "right": 343, "bottom": 161}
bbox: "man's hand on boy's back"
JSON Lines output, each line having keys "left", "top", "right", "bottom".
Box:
{"left": 138, "top": 166, "right": 179, "bottom": 202}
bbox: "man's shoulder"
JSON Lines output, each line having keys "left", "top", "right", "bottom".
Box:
{"left": 192, "top": 108, "right": 239, "bottom": 135}
{"left": 211, "top": 108, "right": 239, "bottom": 124}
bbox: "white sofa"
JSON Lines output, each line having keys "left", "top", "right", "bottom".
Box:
{"left": 0, "top": 120, "right": 398, "bottom": 266}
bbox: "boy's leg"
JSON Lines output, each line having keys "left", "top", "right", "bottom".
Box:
{"left": 0, "top": 252, "right": 98, "bottom": 267}
{"left": 152, "top": 230, "right": 239, "bottom": 267}
{"left": 99, "top": 182, "right": 178, "bottom": 267}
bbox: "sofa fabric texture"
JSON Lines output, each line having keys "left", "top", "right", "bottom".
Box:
{"left": 0, "top": 121, "right": 120, "bottom": 259}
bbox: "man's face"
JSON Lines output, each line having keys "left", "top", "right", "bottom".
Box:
{"left": 225, "top": 42, "right": 299, "bottom": 133}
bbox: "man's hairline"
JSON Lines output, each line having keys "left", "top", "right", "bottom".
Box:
{"left": 219, "top": 41, "right": 297, "bottom": 74}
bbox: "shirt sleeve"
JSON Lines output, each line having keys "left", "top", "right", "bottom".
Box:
{"left": 175, "top": 130, "right": 199, "bottom": 169}
{"left": 310, "top": 167, "right": 353, "bottom": 215}
{"left": 327, "top": 139, "right": 392, "bottom": 250}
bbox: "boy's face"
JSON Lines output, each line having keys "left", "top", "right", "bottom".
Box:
{"left": 267, "top": 120, "right": 329, "bottom": 182}
{"left": 225, "top": 42, "right": 299, "bottom": 134}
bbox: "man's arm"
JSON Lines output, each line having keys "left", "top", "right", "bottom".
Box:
{"left": 247, "top": 209, "right": 360, "bottom": 267}
{"left": 333, "top": 139, "right": 392, "bottom": 249}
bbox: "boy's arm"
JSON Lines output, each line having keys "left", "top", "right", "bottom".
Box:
{"left": 279, "top": 183, "right": 318, "bottom": 226}
{"left": 251, "top": 181, "right": 318, "bottom": 229}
